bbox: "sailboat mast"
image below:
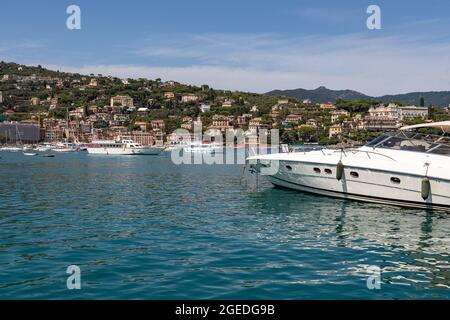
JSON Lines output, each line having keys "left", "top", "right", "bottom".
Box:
{"left": 15, "top": 123, "right": 23, "bottom": 146}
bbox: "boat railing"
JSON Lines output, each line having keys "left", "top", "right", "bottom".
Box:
{"left": 293, "top": 146, "right": 326, "bottom": 155}
{"left": 335, "top": 149, "right": 398, "bottom": 162}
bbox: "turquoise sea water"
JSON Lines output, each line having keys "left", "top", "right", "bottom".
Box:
{"left": 0, "top": 151, "right": 449, "bottom": 299}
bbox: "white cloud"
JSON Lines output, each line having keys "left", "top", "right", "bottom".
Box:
{"left": 289, "top": 6, "right": 361, "bottom": 24}
{"left": 41, "top": 31, "right": 450, "bottom": 96}
{"left": 16, "top": 40, "right": 46, "bottom": 49}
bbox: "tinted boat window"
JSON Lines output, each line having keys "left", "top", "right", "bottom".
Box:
{"left": 398, "top": 139, "right": 431, "bottom": 152}
{"left": 429, "top": 145, "right": 450, "bottom": 155}
{"left": 377, "top": 136, "right": 433, "bottom": 152}
{"left": 366, "top": 135, "right": 388, "bottom": 147}
{"left": 378, "top": 137, "right": 404, "bottom": 150}
{"left": 367, "top": 131, "right": 450, "bottom": 155}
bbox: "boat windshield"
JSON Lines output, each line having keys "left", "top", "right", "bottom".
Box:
{"left": 366, "top": 131, "right": 450, "bottom": 155}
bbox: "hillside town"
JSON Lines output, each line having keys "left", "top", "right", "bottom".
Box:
{"left": 1, "top": 62, "right": 449, "bottom": 147}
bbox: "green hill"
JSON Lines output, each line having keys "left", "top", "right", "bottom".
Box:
{"left": 266, "top": 86, "right": 450, "bottom": 107}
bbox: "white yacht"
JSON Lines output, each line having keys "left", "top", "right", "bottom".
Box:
{"left": 86, "top": 139, "right": 164, "bottom": 155}
{"left": 183, "top": 142, "right": 223, "bottom": 154}
{"left": 248, "top": 121, "right": 450, "bottom": 211}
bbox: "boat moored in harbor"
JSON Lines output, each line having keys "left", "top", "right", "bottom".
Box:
{"left": 36, "top": 143, "right": 56, "bottom": 152}
{"left": 0, "top": 146, "right": 22, "bottom": 152}
{"left": 183, "top": 142, "right": 223, "bottom": 154}
{"left": 247, "top": 121, "right": 450, "bottom": 211}
{"left": 86, "top": 139, "right": 164, "bottom": 155}
{"left": 52, "top": 142, "right": 78, "bottom": 153}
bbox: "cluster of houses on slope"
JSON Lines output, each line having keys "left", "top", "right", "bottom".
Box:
{"left": 1, "top": 94, "right": 162, "bottom": 145}
{"left": 0, "top": 92, "right": 436, "bottom": 145}
{"left": 328, "top": 103, "right": 429, "bottom": 138}
{"left": 267, "top": 99, "right": 429, "bottom": 139}
{"left": 0, "top": 68, "right": 443, "bottom": 145}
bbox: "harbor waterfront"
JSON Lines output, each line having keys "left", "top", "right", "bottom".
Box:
{"left": 0, "top": 151, "right": 449, "bottom": 299}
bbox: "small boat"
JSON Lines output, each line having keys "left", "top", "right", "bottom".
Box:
{"left": 164, "top": 141, "right": 190, "bottom": 152}
{"left": 1, "top": 146, "right": 22, "bottom": 152}
{"left": 23, "top": 152, "right": 38, "bottom": 156}
{"left": 42, "top": 154, "right": 55, "bottom": 158}
{"left": 1, "top": 124, "right": 25, "bottom": 152}
{"left": 36, "top": 144, "right": 56, "bottom": 152}
{"left": 52, "top": 142, "right": 78, "bottom": 153}
{"left": 77, "top": 144, "right": 88, "bottom": 152}
{"left": 183, "top": 142, "right": 223, "bottom": 154}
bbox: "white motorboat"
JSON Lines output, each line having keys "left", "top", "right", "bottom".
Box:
{"left": 36, "top": 143, "right": 56, "bottom": 152}
{"left": 248, "top": 121, "right": 450, "bottom": 211}
{"left": 0, "top": 146, "right": 22, "bottom": 152}
{"left": 77, "top": 143, "right": 88, "bottom": 152}
{"left": 183, "top": 142, "right": 223, "bottom": 154}
{"left": 52, "top": 142, "right": 78, "bottom": 153}
{"left": 86, "top": 139, "right": 164, "bottom": 155}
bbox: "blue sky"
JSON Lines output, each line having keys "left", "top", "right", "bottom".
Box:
{"left": 1, "top": 0, "right": 450, "bottom": 95}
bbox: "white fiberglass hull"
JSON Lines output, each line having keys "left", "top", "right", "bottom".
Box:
{"left": 52, "top": 148, "right": 77, "bottom": 153}
{"left": 1, "top": 147, "right": 22, "bottom": 152}
{"left": 87, "top": 147, "right": 163, "bottom": 155}
{"left": 250, "top": 148, "right": 450, "bottom": 211}
{"left": 269, "top": 171, "right": 450, "bottom": 211}
{"left": 183, "top": 147, "right": 223, "bottom": 154}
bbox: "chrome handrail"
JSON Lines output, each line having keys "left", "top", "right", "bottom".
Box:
{"left": 332, "top": 148, "right": 398, "bottom": 162}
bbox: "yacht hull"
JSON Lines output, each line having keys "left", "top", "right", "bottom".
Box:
{"left": 87, "top": 148, "right": 143, "bottom": 155}
{"left": 270, "top": 176, "right": 450, "bottom": 211}
{"left": 52, "top": 148, "right": 77, "bottom": 153}
{"left": 266, "top": 160, "right": 450, "bottom": 212}
{"left": 86, "top": 147, "right": 164, "bottom": 155}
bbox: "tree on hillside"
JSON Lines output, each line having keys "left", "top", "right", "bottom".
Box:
{"left": 336, "top": 99, "right": 376, "bottom": 113}
{"left": 298, "top": 126, "right": 316, "bottom": 142}
{"left": 281, "top": 130, "right": 298, "bottom": 144}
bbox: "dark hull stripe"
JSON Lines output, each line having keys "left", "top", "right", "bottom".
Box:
{"left": 270, "top": 176, "right": 450, "bottom": 212}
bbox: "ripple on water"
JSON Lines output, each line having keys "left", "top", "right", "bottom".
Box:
{"left": 0, "top": 152, "right": 449, "bottom": 299}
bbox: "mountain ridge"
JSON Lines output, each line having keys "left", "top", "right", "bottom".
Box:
{"left": 266, "top": 86, "right": 450, "bottom": 107}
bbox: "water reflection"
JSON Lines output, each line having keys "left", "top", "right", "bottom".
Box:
{"left": 0, "top": 152, "right": 448, "bottom": 299}
{"left": 250, "top": 185, "right": 450, "bottom": 294}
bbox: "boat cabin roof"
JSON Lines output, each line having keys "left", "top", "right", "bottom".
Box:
{"left": 366, "top": 129, "right": 450, "bottom": 155}
{"left": 400, "top": 121, "right": 450, "bottom": 133}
